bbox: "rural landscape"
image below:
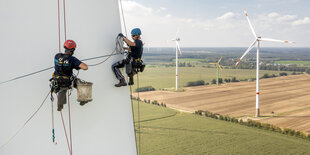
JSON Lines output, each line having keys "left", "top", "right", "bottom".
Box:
{"left": 131, "top": 47, "right": 310, "bottom": 154}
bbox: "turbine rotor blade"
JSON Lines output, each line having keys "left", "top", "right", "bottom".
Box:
{"left": 218, "top": 56, "right": 223, "bottom": 64}
{"left": 176, "top": 41, "right": 182, "bottom": 56}
{"left": 218, "top": 64, "right": 223, "bottom": 71}
{"left": 235, "top": 40, "right": 257, "bottom": 67}
{"left": 244, "top": 9, "right": 257, "bottom": 38}
{"left": 260, "top": 38, "right": 296, "bottom": 44}
{"left": 176, "top": 28, "right": 180, "bottom": 38}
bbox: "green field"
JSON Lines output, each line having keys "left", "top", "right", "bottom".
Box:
{"left": 132, "top": 101, "right": 310, "bottom": 154}
{"left": 135, "top": 66, "right": 291, "bottom": 90}
{"left": 275, "top": 61, "right": 310, "bottom": 65}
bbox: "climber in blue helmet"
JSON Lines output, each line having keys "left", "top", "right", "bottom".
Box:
{"left": 112, "top": 28, "right": 144, "bottom": 87}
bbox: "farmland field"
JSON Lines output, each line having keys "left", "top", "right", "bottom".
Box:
{"left": 132, "top": 101, "right": 310, "bottom": 154}
{"left": 135, "top": 66, "right": 291, "bottom": 90}
{"left": 134, "top": 74, "right": 310, "bottom": 134}
{"left": 275, "top": 61, "right": 310, "bottom": 65}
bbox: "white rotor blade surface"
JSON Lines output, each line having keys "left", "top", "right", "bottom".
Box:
{"left": 260, "top": 38, "right": 296, "bottom": 44}
{"left": 235, "top": 40, "right": 257, "bottom": 66}
{"left": 176, "top": 41, "right": 182, "bottom": 56}
{"left": 244, "top": 9, "right": 257, "bottom": 38}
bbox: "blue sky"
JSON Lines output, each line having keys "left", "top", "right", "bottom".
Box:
{"left": 121, "top": 0, "right": 310, "bottom": 47}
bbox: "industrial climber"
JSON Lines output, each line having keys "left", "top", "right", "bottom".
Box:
{"left": 112, "top": 28, "right": 145, "bottom": 87}
{"left": 51, "top": 40, "right": 88, "bottom": 111}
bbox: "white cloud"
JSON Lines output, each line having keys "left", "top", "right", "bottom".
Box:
{"left": 268, "top": 12, "right": 279, "bottom": 18}
{"left": 278, "top": 15, "right": 297, "bottom": 21}
{"left": 292, "top": 17, "right": 310, "bottom": 26}
{"left": 122, "top": 1, "right": 152, "bottom": 15}
{"left": 216, "top": 12, "right": 236, "bottom": 20}
{"left": 267, "top": 12, "right": 297, "bottom": 21}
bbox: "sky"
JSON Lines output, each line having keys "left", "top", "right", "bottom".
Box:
{"left": 120, "top": 0, "right": 310, "bottom": 47}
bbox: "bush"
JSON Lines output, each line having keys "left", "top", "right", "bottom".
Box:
{"left": 239, "top": 119, "right": 244, "bottom": 125}
{"left": 195, "top": 110, "right": 203, "bottom": 116}
{"left": 152, "top": 100, "right": 159, "bottom": 105}
{"left": 186, "top": 80, "right": 205, "bottom": 87}
{"left": 219, "top": 78, "right": 223, "bottom": 84}
{"left": 136, "top": 86, "right": 155, "bottom": 92}
{"left": 231, "top": 77, "right": 239, "bottom": 82}
{"left": 306, "top": 68, "right": 310, "bottom": 74}
{"left": 219, "top": 115, "right": 224, "bottom": 120}
{"left": 211, "top": 79, "right": 217, "bottom": 84}
{"left": 279, "top": 72, "right": 288, "bottom": 76}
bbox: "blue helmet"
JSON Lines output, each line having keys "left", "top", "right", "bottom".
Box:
{"left": 131, "top": 28, "right": 142, "bottom": 35}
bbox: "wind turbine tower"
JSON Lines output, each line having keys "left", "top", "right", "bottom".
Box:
{"left": 209, "top": 57, "right": 223, "bottom": 85}
{"left": 172, "top": 30, "right": 182, "bottom": 91}
{"left": 235, "top": 9, "right": 296, "bottom": 117}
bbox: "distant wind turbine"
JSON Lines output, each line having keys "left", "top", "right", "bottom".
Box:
{"left": 235, "top": 9, "right": 296, "bottom": 117}
{"left": 172, "top": 29, "right": 182, "bottom": 91}
{"left": 209, "top": 57, "right": 223, "bottom": 86}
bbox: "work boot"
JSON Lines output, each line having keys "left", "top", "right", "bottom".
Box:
{"left": 128, "top": 77, "right": 134, "bottom": 85}
{"left": 57, "top": 104, "right": 63, "bottom": 111}
{"left": 115, "top": 78, "right": 127, "bottom": 87}
{"left": 80, "top": 101, "right": 88, "bottom": 106}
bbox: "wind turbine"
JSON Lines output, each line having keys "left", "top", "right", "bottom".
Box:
{"left": 209, "top": 57, "right": 223, "bottom": 86}
{"left": 172, "top": 29, "right": 182, "bottom": 91}
{"left": 235, "top": 9, "right": 296, "bottom": 117}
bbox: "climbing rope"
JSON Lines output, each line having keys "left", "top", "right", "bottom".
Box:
{"left": 57, "top": 0, "right": 61, "bottom": 53}
{"left": 57, "top": 91, "right": 72, "bottom": 155}
{"left": 68, "top": 90, "right": 73, "bottom": 155}
{"left": 137, "top": 73, "right": 141, "bottom": 155}
{"left": 129, "top": 85, "right": 139, "bottom": 155}
{"left": 0, "top": 91, "right": 51, "bottom": 150}
{"left": 119, "top": 0, "right": 142, "bottom": 153}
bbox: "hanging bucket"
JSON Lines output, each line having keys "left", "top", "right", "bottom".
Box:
{"left": 76, "top": 79, "right": 93, "bottom": 104}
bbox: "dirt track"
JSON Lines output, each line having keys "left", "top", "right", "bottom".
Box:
{"left": 134, "top": 74, "right": 310, "bottom": 133}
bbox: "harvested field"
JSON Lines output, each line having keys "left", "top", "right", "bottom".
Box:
{"left": 134, "top": 74, "right": 310, "bottom": 133}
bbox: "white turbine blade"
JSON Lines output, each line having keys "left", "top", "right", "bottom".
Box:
{"left": 176, "top": 41, "right": 182, "bottom": 56}
{"left": 243, "top": 9, "right": 257, "bottom": 38}
{"left": 260, "top": 38, "right": 296, "bottom": 44}
{"left": 176, "top": 28, "right": 180, "bottom": 38}
{"left": 235, "top": 40, "right": 257, "bottom": 66}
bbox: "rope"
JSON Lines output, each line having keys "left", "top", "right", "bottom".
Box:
{"left": 51, "top": 94, "right": 56, "bottom": 144}
{"left": 63, "top": 0, "right": 67, "bottom": 41}
{"left": 0, "top": 91, "right": 51, "bottom": 150}
{"left": 0, "top": 51, "right": 122, "bottom": 86}
{"left": 57, "top": 0, "right": 61, "bottom": 53}
{"left": 137, "top": 73, "right": 141, "bottom": 155}
{"left": 119, "top": 0, "right": 142, "bottom": 153}
{"left": 0, "top": 67, "right": 53, "bottom": 85}
{"left": 119, "top": 0, "right": 128, "bottom": 37}
{"left": 68, "top": 90, "right": 73, "bottom": 155}
{"left": 57, "top": 92, "right": 72, "bottom": 155}
{"left": 129, "top": 85, "right": 139, "bottom": 155}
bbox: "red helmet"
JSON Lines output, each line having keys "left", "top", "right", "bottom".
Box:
{"left": 64, "top": 40, "right": 76, "bottom": 49}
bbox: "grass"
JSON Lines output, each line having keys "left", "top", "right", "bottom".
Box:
{"left": 132, "top": 101, "right": 310, "bottom": 154}
{"left": 135, "top": 66, "right": 291, "bottom": 90}
{"left": 275, "top": 61, "right": 310, "bottom": 65}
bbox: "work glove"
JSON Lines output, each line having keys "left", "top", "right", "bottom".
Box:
{"left": 118, "top": 33, "right": 125, "bottom": 38}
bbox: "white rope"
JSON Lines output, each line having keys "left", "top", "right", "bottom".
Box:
{"left": 0, "top": 91, "right": 51, "bottom": 150}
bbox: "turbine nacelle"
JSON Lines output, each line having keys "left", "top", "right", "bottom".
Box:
{"left": 235, "top": 9, "right": 296, "bottom": 67}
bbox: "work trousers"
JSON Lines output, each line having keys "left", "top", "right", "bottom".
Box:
{"left": 112, "top": 57, "right": 136, "bottom": 80}
{"left": 57, "top": 88, "right": 68, "bottom": 106}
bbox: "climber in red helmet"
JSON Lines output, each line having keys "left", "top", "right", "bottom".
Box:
{"left": 51, "top": 40, "right": 88, "bottom": 111}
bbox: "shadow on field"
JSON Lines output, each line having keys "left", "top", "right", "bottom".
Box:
{"left": 139, "top": 126, "right": 232, "bottom": 135}
{"left": 272, "top": 116, "right": 310, "bottom": 118}
{"left": 135, "top": 112, "right": 178, "bottom": 123}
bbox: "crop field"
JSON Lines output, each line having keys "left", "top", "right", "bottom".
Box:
{"left": 132, "top": 101, "right": 310, "bottom": 154}
{"left": 134, "top": 74, "right": 310, "bottom": 134}
{"left": 136, "top": 66, "right": 290, "bottom": 90}
{"left": 275, "top": 61, "right": 310, "bottom": 65}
